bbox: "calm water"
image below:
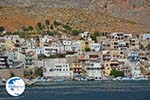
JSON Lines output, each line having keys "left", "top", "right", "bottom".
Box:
{"left": 0, "top": 81, "right": 150, "bottom": 100}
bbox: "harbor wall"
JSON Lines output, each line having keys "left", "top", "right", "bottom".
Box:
{"left": 0, "top": 69, "right": 24, "bottom": 79}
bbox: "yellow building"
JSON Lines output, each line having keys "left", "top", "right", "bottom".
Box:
{"left": 103, "top": 63, "right": 112, "bottom": 77}
{"left": 80, "top": 40, "right": 86, "bottom": 51}
{"left": 5, "top": 40, "right": 15, "bottom": 50}
{"left": 70, "top": 63, "right": 83, "bottom": 75}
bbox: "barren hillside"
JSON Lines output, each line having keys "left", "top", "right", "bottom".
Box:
{"left": 0, "top": 0, "right": 149, "bottom": 33}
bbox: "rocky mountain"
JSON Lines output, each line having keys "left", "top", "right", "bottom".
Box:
{"left": 0, "top": 0, "right": 149, "bottom": 33}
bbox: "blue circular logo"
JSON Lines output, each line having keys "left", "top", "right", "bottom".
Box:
{"left": 6, "top": 77, "right": 25, "bottom": 96}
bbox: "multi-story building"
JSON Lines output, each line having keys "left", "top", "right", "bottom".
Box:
{"left": 90, "top": 43, "right": 100, "bottom": 51}
{"left": 70, "top": 63, "right": 83, "bottom": 76}
{"left": 0, "top": 56, "right": 9, "bottom": 68}
{"left": 85, "top": 63, "right": 102, "bottom": 80}
{"left": 43, "top": 58, "right": 73, "bottom": 77}
{"left": 44, "top": 63, "right": 73, "bottom": 77}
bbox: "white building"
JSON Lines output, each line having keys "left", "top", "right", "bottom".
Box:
{"left": 43, "top": 59, "right": 73, "bottom": 77}
{"left": 90, "top": 43, "right": 100, "bottom": 51}
{"left": 142, "top": 34, "right": 150, "bottom": 40}
{"left": 72, "top": 41, "right": 82, "bottom": 52}
{"left": 85, "top": 63, "right": 102, "bottom": 80}
{"left": 110, "top": 32, "right": 132, "bottom": 40}
{"left": 62, "top": 40, "right": 72, "bottom": 51}
{"left": 36, "top": 46, "right": 59, "bottom": 56}
{"left": 80, "top": 32, "right": 90, "bottom": 38}
{"left": 4, "top": 35, "right": 20, "bottom": 42}
{"left": 130, "top": 63, "right": 143, "bottom": 78}
{"left": 36, "top": 48, "right": 45, "bottom": 55}
{"left": 40, "top": 35, "right": 57, "bottom": 43}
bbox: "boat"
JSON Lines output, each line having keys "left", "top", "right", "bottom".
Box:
{"left": 87, "top": 77, "right": 95, "bottom": 81}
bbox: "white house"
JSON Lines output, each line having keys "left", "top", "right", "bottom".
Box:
{"left": 90, "top": 43, "right": 100, "bottom": 51}
{"left": 62, "top": 40, "right": 72, "bottom": 51}
{"left": 142, "top": 34, "right": 150, "bottom": 40}
{"left": 36, "top": 46, "right": 59, "bottom": 56}
{"left": 45, "top": 63, "right": 72, "bottom": 77}
{"left": 110, "top": 32, "right": 132, "bottom": 40}
{"left": 85, "top": 63, "right": 102, "bottom": 80}
{"left": 43, "top": 58, "right": 73, "bottom": 77}
{"left": 4, "top": 35, "right": 20, "bottom": 42}
{"left": 62, "top": 40, "right": 71, "bottom": 45}
{"left": 72, "top": 41, "right": 81, "bottom": 51}
{"left": 130, "top": 63, "right": 143, "bottom": 78}
{"left": 80, "top": 32, "right": 90, "bottom": 38}
{"left": 36, "top": 48, "right": 45, "bottom": 55}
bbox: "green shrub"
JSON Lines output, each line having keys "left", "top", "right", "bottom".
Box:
{"left": 63, "top": 24, "right": 72, "bottom": 31}
{"left": 110, "top": 70, "right": 124, "bottom": 77}
{"left": 37, "top": 22, "right": 43, "bottom": 30}
{"left": 54, "top": 20, "right": 61, "bottom": 27}
{"left": 28, "top": 26, "right": 33, "bottom": 31}
{"left": 34, "top": 68, "right": 43, "bottom": 77}
{"left": 72, "top": 30, "right": 81, "bottom": 36}
{"left": 85, "top": 47, "right": 91, "bottom": 52}
{"left": 90, "top": 34, "right": 97, "bottom": 42}
{"left": 45, "top": 19, "right": 50, "bottom": 25}
{"left": 22, "top": 26, "right": 29, "bottom": 32}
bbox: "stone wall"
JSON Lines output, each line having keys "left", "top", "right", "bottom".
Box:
{"left": 0, "top": 69, "right": 24, "bottom": 79}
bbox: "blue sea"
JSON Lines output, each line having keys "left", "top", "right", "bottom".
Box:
{"left": 0, "top": 81, "right": 150, "bottom": 100}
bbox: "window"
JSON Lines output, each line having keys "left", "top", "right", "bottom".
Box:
{"left": 56, "top": 65, "right": 61, "bottom": 67}
{"left": 91, "top": 64, "right": 94, "bottom": 66}
{"left": 120, "top": 52, "right": 123, "bottom": 54}
{"left": 56, "top": 69, "right": 61, "bottom": 71}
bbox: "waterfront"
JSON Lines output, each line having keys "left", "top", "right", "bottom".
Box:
{"left": 0, "top": 81, "right": 150, "bottom": 100}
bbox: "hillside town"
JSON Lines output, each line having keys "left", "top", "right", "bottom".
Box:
{"left": 0, "top": 29, "right": 150, "bottom": 84}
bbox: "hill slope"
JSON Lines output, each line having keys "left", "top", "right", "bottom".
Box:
{"left": 0, "top": 0, "right": 149, "bottom": 33}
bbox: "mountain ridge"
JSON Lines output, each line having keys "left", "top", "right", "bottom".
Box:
{"left": 0, "top": 0, "right": 149, "bottom": 33}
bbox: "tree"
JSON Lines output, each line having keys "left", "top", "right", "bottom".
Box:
{"left": 85, "top": 47, "right": 91, "bottom": 52}
{"left": 37, "top": 22, "right": 43, "bottom": 30}
{"left": 90, "top": 34, "right": 97, "bottom": 42}
{"left": 24, "top": 70, "right": 30, "bottom": 77}
{"left": 93, "top": 31, "right": 100, "bottom": 36}
{"left": 28, "top": 26, "right": 33, "bottom": 31}
{"left": 50, "top": 25, "right": 54, "bottom": 30}
{"left": 46, "top": 30, "right": 56, "bottom": 36}
{"left": 72, "top": 30, "right": 81, "bottom": 36}
{"left": 34, "top": 67, "right": 43, "bottom": 77}
{"left": 45, "top": 19, "right": 50, "bottom": 25}
{"left": 63, "top": 24, "right": 72, "bottom": 31}
{"left": 0, "top": 26, "right": 5, "bottom": 32}
{"left": 22, "top": 26, "right": 29, "bottom": 32}
{"left": 110, "top": 70, "right": 124, "bottom": 77}
{"left": 54, "top": 20, "right": 61, "bottom": 27}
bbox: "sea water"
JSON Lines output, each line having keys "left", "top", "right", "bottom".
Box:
{"left": 0, "top": 81, "right": 150, "bottom": 100}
